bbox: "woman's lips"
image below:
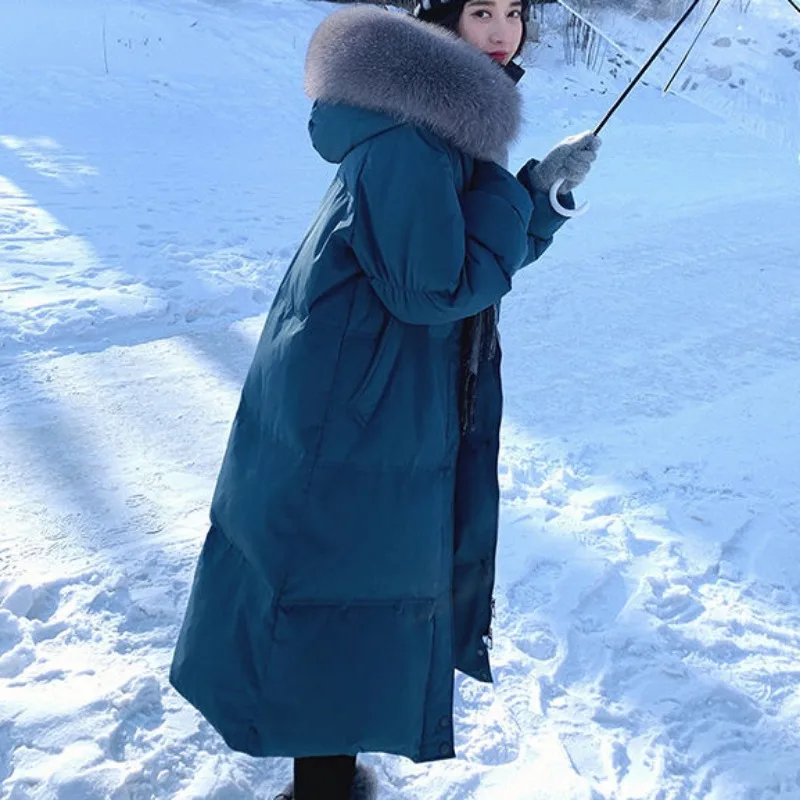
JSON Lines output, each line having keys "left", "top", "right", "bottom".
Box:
{"left": 489, "top": 52, "right": 509, "bottom": 63}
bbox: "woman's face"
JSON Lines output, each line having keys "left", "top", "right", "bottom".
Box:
{"left": 457, "top": 0, "right": 525, "bottom": 66}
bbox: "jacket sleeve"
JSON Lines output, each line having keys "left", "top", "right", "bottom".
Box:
{"left": 350, "top": 126, "right": 534, "bottom": 326}
{"left": 516, "top": 158, "right": 574, "bottom": 266}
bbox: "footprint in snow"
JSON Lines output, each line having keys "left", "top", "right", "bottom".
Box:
{"left": 645, "top": 581, "right": 705, "bottom": 625}
{"left": 573, "top": 566, "right": 630, "bottom": 634}
{"left": 513, "top": 624, "right": 559, "bottom": 661}
{"left": 454, "top": 674, "right": 520, "bottom": 766}
{"left": 507, "top": 560, "right": 565, "bottom": 613}
{"left": 663, "top": 683, "right": 763, "bottom": 762}
{"left": 88, "top": 583, "right": 132, "bottom": 616}
{"left": 102, "top": 675, "right": 165, "bottom": 763}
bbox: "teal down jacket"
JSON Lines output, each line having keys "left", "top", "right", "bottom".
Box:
{"left": 170, "top": 8, "right": 572, "bottom": 766}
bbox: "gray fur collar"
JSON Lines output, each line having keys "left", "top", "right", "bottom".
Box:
{"left": 305, "top": 6, "right": 521, "bottom": 162}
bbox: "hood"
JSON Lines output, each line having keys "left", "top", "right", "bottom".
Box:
{"left": 308, "top": 102, "right": 403, "bottom": 165}
{"left": 305, "top": 6, "right": 522, "bottom": 164}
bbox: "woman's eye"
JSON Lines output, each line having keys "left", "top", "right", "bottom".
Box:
{"left": 472, "top": 10, "right": 490, "bottom": 19}
{"left": 509, "top": 10, "right": 522, "bottom": 17}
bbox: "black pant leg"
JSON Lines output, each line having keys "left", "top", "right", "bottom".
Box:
{"left": 293, "top": 755, "right": 357, "bottom": 800}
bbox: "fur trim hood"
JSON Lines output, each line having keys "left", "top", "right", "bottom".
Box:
{"left": 305, "top": 6, "right": 522, "bottom": 162}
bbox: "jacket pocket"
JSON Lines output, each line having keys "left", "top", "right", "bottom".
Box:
{"left": 348, "top": 316, "right": 403, "bottom": 426}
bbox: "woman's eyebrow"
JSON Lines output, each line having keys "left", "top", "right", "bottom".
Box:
{"left": 465, "top": 0, "right": 524, "bottom": 7}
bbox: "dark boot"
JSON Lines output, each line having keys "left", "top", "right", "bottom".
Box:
{"left": 275, "top": 759, "right": 378, "bottom": 800}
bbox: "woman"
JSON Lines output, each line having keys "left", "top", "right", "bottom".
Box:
{"left": 170, "top": 1, "right": 600, "bottom": 798}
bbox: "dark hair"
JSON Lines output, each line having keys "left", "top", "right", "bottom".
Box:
{"left": 418, "top": 2, "right": 529, "bottom": 62}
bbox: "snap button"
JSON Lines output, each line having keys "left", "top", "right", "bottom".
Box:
{"left": 477, "top": 648, "right": 485, "bottom": 657}
{"left": 438, "top": 716, "right": 449, "bottom": 730}
{"left": 439, "top": 742, "right": 453, "bottom": 756}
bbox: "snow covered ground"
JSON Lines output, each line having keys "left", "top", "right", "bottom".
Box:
{"left": 2, "top": 0, "right": 800, "bottom": 797}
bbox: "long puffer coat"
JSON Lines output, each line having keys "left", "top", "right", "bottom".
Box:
{"left": 170, "top": 6, "right": 572, "bottom": 764}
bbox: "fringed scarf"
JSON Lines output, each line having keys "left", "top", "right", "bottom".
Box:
{"left": 460, "top": 60, "right": 525, "bottom": 434}
{"left": 460, "top": 304, "right": 499, "bottom": 433}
